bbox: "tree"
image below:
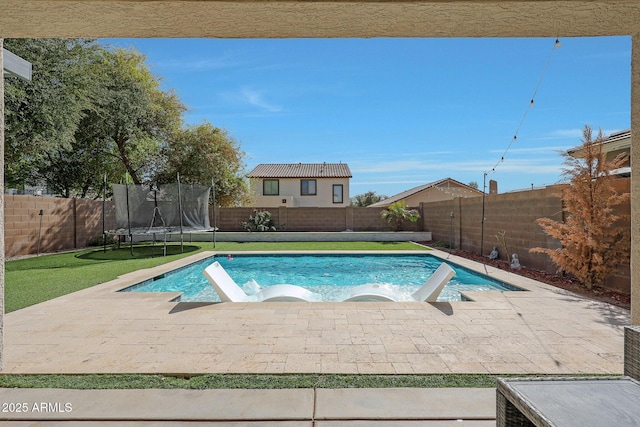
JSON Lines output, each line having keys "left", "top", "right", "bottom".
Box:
{"left": 380, "top": 201, "right": 420, "bottom": 231}
{"left": 530, "top": 125, "right": 630, "bottom": 289}
{"left": 154, "top": 122, "right": 249, "bottom": 206}
{"left": 467, "top": 181, "right": 479, "bottom": 190}
{"left": 4, "top": 40, "right": 248, "bottom": 201}
{"left": 351, "top": 191, "right": 387, "bottom": 207}
{"left": 37, "top": 122, "right": 120, "bottom": 198}
{"left": 4, "top": 38, "right": 102, "bottom": 189}
{"left": 84, "top": 47, "right": 185, "bottom": 184}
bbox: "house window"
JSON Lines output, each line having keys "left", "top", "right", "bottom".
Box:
{"left": 333, "top": 184, "right": 343, "bottom": 204}
{"left": 301, "top": 179, "right": 317, "bottom": 195}
{"left": 263, "top": 179, "right": 279, "bottom": 195}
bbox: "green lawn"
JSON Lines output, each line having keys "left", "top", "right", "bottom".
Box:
{"left": 6, "top": 241, "right": 427, "bottom": 313}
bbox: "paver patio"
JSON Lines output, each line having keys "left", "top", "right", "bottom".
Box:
{"left": 3, "top": 249, "right": 629, "bottom": 374}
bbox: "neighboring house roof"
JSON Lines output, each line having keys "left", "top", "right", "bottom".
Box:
{"left": 248, "top": 163, "right": 352, "bottom": 178}
{"left": 567, "top": 129, "right": 631, "bottom": 177}
{"left": 567, "top": 128, "right": 631, "bottom": 157}
{"left": 368, "top": 178, "right": 483, "bottom": 207}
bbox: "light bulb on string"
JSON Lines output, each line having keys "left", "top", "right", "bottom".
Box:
{"left": 484, "top": 37, "right": 558, "bottom": 179}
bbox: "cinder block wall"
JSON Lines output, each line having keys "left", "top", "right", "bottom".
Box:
{"left": 5, "top": 195, "right": 74, "bottom": 257}
{"left": 421, "top": 182, "right": 631, "bottom": 293}
{"left": 76, "top": 199, "right": 116, "bottom": 248}
{"left": 422, "top": 186, "right": 566, "bottom": 272}
{"left": 5, "top": 195, "right": 115, "bottom": 258}
{"left": 215, "top": 206, "right": 421, "bottom": 232}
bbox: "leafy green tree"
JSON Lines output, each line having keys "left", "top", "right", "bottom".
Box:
{"left": 351, "top": 191, "right": 387, "bottom": 207}
{"left": 5, "top": 40, "right": 248, "bottom": 202}
{"left": 380, "top": 201, "right": 420, "bottom": 231}
{"left": 83, "top": 47, "right": 185, "bottom": 185}
{"left": 37, "top": 122, "right": 120, "bottom": 198}
{"left": 154, "top": 122, "right": 249, "bottom": 206}
{"left": 530, "top": 125, "right": 630, "bottom": 289}
{"left": 4, "top": 38, "right": 102, "bottom": 189}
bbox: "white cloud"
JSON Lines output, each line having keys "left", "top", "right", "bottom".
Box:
{"left": 350, "top": 155, "right": 563, "bottom": 176}
{"left": 239, "top": 88, "right": 283, "bottom": 113}
{"left": 539, "top": 128, "right": 584, "bottom": 140}
{"left": 351, "top": 180, "right": 427, "bottom": 186}
{"left": 216, "top": 87, "right": 283, "bottom": 114}
{"left": 160, "top": 51, "right": 250, "bottom": 72}
{"left": 488, "top": 145, "right": 570, "bottom": 154}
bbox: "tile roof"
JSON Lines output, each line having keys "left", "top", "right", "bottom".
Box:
{"left": 368, "top": 177, "right": 483, "bottom": 207}
{"left": 247, "top": 163, "right": 352, "bottom": 178}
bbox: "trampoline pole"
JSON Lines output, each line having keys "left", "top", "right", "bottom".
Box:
{"left": 37, "top": 209, "right": 43, "bottom": 256}
{"left": 126, "top": 171, "right": 133, "bottom": 257}
{"left": 177, "top": 173, "right": 184, "bottom": 254}
{"left": 152, "top": 185, "right": 157, "bottom": 258}
{"left": 102, "top": 173, "right": 106, "bottom": 253}
{"left": 211, "top": 178, "right": 217, "bottom": 249}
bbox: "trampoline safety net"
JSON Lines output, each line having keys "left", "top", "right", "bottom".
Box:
{"left": 111, "top": 183, "right": 211, "bottom": 235}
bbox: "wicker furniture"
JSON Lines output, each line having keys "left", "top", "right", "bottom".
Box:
{"left": 497, "top": 326, "right": 640, "bottom": 427}
{"left": 496, "top": 376, "right": 640, "bottom": 427}
{"left": 625, "top": 325, "right": 640, "bottom": 381}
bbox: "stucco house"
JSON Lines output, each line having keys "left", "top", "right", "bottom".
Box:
{"left": 567, "top": 129, "right": 631, "bottom": 177}
{"left": 368, "top": 177, "right": 483, "bottom": 208}
{"left": 247, "top": 163, "right": 352, "bottom": 207}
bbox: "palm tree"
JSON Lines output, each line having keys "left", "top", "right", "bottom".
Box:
{"left": 381, "top": 201, "right": 420, "bottom": 231}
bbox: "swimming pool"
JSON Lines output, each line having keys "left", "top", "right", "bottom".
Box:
{"left": 120, "top": 254, "right": 520, "bottom": 302}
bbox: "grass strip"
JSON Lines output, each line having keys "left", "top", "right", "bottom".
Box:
{"left": 6, "top": 241, "right": 427, "bottom": 312}
{"left": 0, "top": 373, "right": 607, "bottom": 390}
{"left": 0, "top": 374, "right": 497, "bottom": 389}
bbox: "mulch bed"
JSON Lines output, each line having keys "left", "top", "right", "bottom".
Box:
{"left": 421, "top": 244, "right": 631, "bottom": 310}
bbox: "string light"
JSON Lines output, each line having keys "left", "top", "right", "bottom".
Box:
{"left": 479, "top": 38, "right": 561, "bottom": 261}
{"left": 485, "top": 38, "right": 561, "bottom": 177}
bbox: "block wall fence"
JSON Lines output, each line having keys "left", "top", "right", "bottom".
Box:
{"left": 4, "top": 181, "right": 630, "bottom": 293}
{"left": 421, "top": 182, "right": 630, "bottom": 293}
{"left": 215, "top": 206, "right": 421, "bottom": 232}
{"left": 5, "top": 195, "right": 116, "bottom": 259}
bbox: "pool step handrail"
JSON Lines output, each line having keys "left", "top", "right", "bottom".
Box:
{"left": 202, "top": 261, "right": 320, "bottom": 302}
{"left": 343, "top": 262, "right": 456, "bottom": 302}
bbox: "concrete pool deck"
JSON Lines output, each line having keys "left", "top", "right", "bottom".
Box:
{"left": 3, "top": 248, "right": 630, "bottom": 375}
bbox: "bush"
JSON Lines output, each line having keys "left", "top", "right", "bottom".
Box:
{"left": 241, "top": 210, "right": 277, "bottom": 232}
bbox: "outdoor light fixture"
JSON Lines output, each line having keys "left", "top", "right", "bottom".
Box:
{"left": 3, "top": 48, "right": 32, "bottom": 81}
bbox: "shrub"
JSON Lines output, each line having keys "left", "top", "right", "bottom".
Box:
{"left": 242, "top": 210, "right": 277, "bottom": 232}
{"left": 530, "top": 125, "right": 630, "bottom": 289}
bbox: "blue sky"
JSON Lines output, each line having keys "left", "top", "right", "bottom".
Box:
{"left": 101, "top": 37, "right": 631, "bottom": 197}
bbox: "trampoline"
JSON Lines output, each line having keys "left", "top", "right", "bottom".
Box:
{"left": 105, "top": 178, "right": 216, "bottom": 255}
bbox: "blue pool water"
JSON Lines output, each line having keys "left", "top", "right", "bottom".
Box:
{"left": 120, "top": 254, "right": 519, "bottom": 302}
